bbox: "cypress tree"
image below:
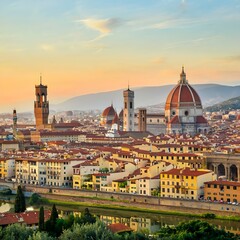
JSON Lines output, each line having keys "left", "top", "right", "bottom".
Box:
{"left": 50, "top": 204, "right": 58, "bottom": 225}
{"left": 14, "top": 185, "right": 26, "bottom": 213}
{"left": 39, "top": 206, "right": 45, "bottom": 231}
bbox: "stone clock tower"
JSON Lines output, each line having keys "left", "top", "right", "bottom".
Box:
{"left": 34, "top": 76, "right": 49, "bottom": 129}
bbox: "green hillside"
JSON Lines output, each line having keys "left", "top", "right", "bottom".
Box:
{"left": 205, "top": 96, "right": 240, "bottom": 112}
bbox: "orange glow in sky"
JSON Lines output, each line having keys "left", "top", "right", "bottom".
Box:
{"left": 0, "top": 0, "right": 239, "bottom": 112}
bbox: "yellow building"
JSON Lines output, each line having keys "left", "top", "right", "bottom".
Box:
{"left": 0, "top": 159, "right": 7, "bottom": 179}
{"left": 160, "top": 167, "right": 216, "bottom": 200}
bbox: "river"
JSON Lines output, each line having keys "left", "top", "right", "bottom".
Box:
{"left": 0, "top": 201, "right": 239, "bottom": 235}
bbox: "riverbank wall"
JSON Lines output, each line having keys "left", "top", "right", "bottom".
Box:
{"left": 23, "top": 185, "right": 240, "bottom": 216}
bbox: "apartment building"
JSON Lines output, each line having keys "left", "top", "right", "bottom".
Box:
{"left": 204, "top": 180, "right": 240, "bottom": 203}
{"left": 160, "top": 168, "right": 216, "bottom": 200}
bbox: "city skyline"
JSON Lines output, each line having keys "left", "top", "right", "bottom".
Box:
{"left": 0, "top": 0, "right": 240, "bottom": 112}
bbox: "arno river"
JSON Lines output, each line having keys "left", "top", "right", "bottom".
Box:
{"left": 0, "top": 201, "right": 239, "bottom": 235}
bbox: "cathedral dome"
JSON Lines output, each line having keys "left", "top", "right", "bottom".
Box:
{"left": 102, "top": 105, "right": 117, "bottom": 118}
{"left": 165, "top": 67, "right": 202, "bottom": 111}
{"left": 164, "top": 67, "right": 209, "bottom": 135}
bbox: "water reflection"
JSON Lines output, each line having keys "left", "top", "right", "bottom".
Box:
{"left": 0, "top": 202, "right": 239, "bottom": 235}
{"left": 58, "top": 206, "right": 240, "bottom": 235}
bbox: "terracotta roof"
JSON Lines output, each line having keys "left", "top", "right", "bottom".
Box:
{"left": 204, "top": 180, "right": 240, "bottom": 187}
{"left": 165, "top": 70, "right": 202, "bottom": 110}
{"left": 196, "top": 116, "right": 208, "bottom": 124}
{"left": 102, "top": 105, "right": 117, "bottom": 117}
{"left": 0, "top": 210, "right": 51, "bottom": 226}
{"left": 108, "top": 223, "right": 133, "bottom": 234}
{"left": 161, "top": 167, "right": 211, "bottom": 177}
{"left": 169, "top": 116, "right": 181, "bottom": 124}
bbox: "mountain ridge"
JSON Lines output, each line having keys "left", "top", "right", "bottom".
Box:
{"left": 52, "top": 84, "right": 240, "bottom": 112}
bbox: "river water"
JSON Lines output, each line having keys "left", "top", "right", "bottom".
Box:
{"left": 1, "top": 201, "right": 239, "bottom": 235}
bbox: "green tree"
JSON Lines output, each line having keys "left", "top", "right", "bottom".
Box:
{"left": 157, "top": 220, "right": 239, "bottom": 240}
{"left": 80, "top": 208, "right": 96, "bottom": 225}
{"left": 50, "top": 204, "right": 58, "bottom": 224}
{"left": 27, "top": 231, "right": 55, "bottom": 240}
{"left": 2, "top": 224, "right": 33, "bottom": 240}
{"left": 59, "top": 220, "right": 113, "bottom": 240}
{"left": 29, "top": 193, "right": 42, "bottom": 205}
{"left": 14, "top": 185, "right": 26, "bottom": 213}
{"left": 38, "top": 206, "right": 45, "bottom": 231}
{"left": 45, "top": 204, "right": 59, "bottom": 236}
{"left": 63, "top": 214, "right": 75, "bottom": 229}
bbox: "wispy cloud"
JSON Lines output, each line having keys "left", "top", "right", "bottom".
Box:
{"left": 147, "top": 18, "right": 207, "bottom": 30}
{"left": 75, "top": 18, "right": 122, "bottom": 41}
{"left": 165, "top": 36, "right": 219, "bottom": 49}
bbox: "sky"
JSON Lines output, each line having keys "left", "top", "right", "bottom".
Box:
{"left": 0, "top": 0, "right": 240, "bottom": 112}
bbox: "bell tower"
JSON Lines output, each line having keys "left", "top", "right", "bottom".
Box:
{"left": 34, "top": 75, "right": 49, "bottom": 129}
{"left": 123, "top": 86, "right": 134, "bottom": 131}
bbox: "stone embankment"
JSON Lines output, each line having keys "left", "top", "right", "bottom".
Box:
{"left": 24, "top": 185, "right": 240, "bottom": 216}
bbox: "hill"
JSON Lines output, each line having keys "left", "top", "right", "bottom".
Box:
{"left": 53, "top": 84, "right": 240, "bottom": 112}
{"left": 205, "top": 96, "right": 240, "bottom": 112}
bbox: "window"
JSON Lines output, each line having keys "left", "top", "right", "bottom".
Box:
{"left": 130, "top": 102, "right": 133, "bottom": 109}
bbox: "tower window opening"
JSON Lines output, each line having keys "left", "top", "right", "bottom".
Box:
{"left": 125, "top": 102, "right": 127, "bottom": 109}
{"left": 130, "top": 102, "right": 133, "bottom": 109}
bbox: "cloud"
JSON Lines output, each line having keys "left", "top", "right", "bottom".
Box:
{"left": 40, "top": 44, "right": 55, "bottom": 51}
{"left": 149, "top": 18, "right": 205, "bottom": 30}
{"left": 75, "top": 18, "right": 122, "bottom": 41}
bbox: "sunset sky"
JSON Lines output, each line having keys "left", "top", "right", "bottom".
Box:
{"left": 0, "top": 0, "right": 240, "bottom": 112}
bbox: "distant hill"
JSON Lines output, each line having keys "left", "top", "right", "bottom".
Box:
{"left": 53, "top": 84, "right": 240, "bottom": 112}
{"left": 205, "top": 96, "right": 240, "bottom": 112}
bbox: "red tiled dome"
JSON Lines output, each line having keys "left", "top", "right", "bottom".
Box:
{"left": 102, "top": 105, "right": 117, "bottom": 117}
{"left": 165, "top": 68, "right": 202, "bottom": 110}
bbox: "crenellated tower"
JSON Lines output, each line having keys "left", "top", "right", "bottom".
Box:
{"left": 34, "top": 76, "right": 49, "bottom": 129}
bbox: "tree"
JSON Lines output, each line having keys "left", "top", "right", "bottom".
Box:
{"left": 50, "top": 204, "right": 58, "bottom": 225}
{"left": 2, "top": 224, "right": 33, "bottom": 240}
{"left": 79, "top": 208, "right": 96, "bottom": 225}
{"left": 157, "top": 220, "right": 238, "bottom": 240}
{"left": 29, "top": 193, "right": 42, "bottom": 205}
{"left": 14, "top": 185, "right": 26, "bottom": 213}
{"left": 38, "top": 206, "right": 45, "bottom": 231}
{"left": 28, "top": 231, "right": 55, "bottom": 240}
{"left": 45, "top": 204, "right": 59, "bottom": 236}
{"left": 59, "top": 220, "right": 113, "bottom": 240}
